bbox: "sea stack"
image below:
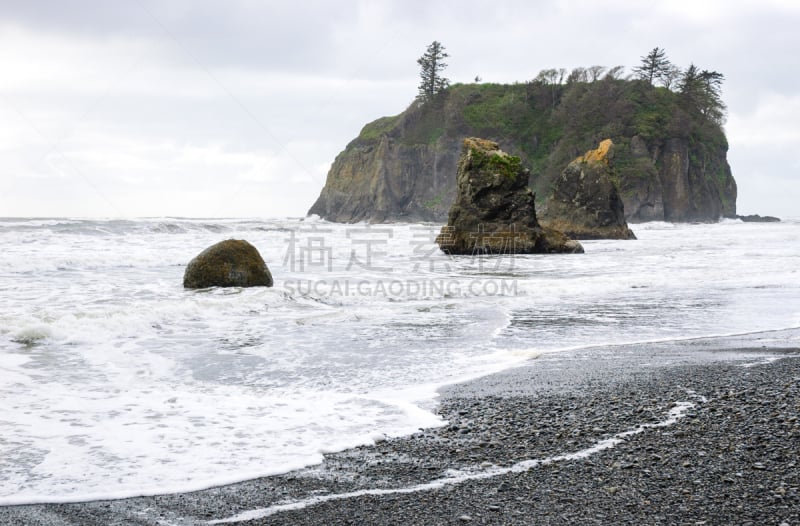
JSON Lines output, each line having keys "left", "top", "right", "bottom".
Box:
{"left": 435, "top": 138, "right": 583, "bottom": 255}
{"left": 541, "top": 139, "right": 636, "bottom": 240}
{"left": 183, "top": 239, "right": 274, "bottom": 289}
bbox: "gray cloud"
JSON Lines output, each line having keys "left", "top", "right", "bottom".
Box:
{"left": 1, "top": 0, "right": 798, "bottom": 217}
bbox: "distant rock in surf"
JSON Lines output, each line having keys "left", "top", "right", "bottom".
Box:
{"left": 183, "top": 239, "right": 273, "bottom": 289}
{"left": 540, "top": 139, "right": 636, "bottom": 240}
{"left": 735, "top": 214, "right": 781, "bottom": 223}
{"left": 435, "top": 138, "right": 583, "bottom": 255}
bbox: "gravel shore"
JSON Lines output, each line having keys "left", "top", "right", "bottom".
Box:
{"left": 3, "top": 333, "right": 799, "bottom": 525}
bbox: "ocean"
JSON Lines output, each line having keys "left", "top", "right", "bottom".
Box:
{"left": 1, "top": 217, "right": 799, "bottom": 505}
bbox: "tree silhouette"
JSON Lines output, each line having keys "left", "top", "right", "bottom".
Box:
{"left": 587, "top": 65, "right": 606, "bottom": 82}
{"left": 660, "top": 63, "right": 682, "bottom": 90}
{"left": 417, "top": 41, "right": 450, "bottom": 103}
{"left": 679, "top": 64, "right": 726, "bottom": 124}
{"left": 634, "top": 47, "right": 672, "bottom": 85}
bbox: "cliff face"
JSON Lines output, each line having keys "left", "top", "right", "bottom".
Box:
{"left": 309, "top": 80, "right": 737, "bottom": 224}
{"left": 308, "top": 103, "right": 465, "bottom": 223}
{"left": 622, "top": 136, "right": 737, "bottom": 222}
{"left": 308, "top": 134, "right": 460, "bottom": 222}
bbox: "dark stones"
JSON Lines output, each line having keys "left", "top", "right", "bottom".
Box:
{"left": 436, "top": 138, "right": 583, "bottom": 255}
{"left": 541, "top": 139, "right": 636, "bottom": 240}
{"left": 183, "top": 239, "right": 273, "bottom": 289}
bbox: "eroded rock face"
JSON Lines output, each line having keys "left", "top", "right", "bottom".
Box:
{"left": 541, "top": 139, "right": 636, "bottom": 240}
{"left": 307, "top": 133, "right": 460, "bottom": 223}
{"left": 622, "top": 135, "right": 737, "bottom": 222}
{"left": 435, "top": 138, "right": 583, "bottom": 255}
{"left": 183, "top": 240, "right": 273, "bottom": 289}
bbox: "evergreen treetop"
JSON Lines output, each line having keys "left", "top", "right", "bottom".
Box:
{"left": 417, "top": 41, "right": 450, "bottom": 103}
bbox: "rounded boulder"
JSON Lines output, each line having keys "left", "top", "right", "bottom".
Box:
{"left": 183, "top": 239, "right": 273, "bottom": 289}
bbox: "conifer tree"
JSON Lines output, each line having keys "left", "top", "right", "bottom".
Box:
{"left": 634, "top": 47, "right": 671, "bottom": 85}
{"left": 417, "top": 41, "right": 449, "bottom": 103}
{"left": 679, "top": 64, "right": 727, "bottom": 124}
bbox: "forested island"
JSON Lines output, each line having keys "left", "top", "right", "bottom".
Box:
{"left": 309, "top": 46, "right": 737, "bottom": 224}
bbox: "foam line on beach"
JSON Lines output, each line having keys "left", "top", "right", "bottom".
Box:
{"left": 508, "top": 325, "right": 800, "bottom": 361}
{"left": 209, "top": 394, "right": 704, "bottom": 524}
{"left": 738, "top": 355, "right": 784, "bottom": 368}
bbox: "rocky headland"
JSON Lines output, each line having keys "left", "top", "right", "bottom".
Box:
{"left": 309, "top": 79, "right": 737, "bottom": 226}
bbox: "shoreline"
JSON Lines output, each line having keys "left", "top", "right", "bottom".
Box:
{"left": 2, "top": 331, "right": 800, "bottom": 525}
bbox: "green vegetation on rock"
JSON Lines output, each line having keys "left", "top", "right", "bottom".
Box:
{"left": 470, "top": 147, "right": 522, "bottom": 180}
{"left": 358, "top": 115, "right": 401, "bottom": 141}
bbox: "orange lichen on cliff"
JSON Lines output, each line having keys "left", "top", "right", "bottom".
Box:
{"left": 577, "top": 139, "right": 614, "bottom": 165}
{"left": 464, "top": 137, "right": 501, "bottom": 154}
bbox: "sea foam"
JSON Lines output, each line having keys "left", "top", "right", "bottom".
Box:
{"left": 1, "top": 218, "right": 799, "bottom": 503}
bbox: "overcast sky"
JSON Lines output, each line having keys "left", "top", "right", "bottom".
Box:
{"left": 1, "top": 0, "right": 798, "bottom": 218}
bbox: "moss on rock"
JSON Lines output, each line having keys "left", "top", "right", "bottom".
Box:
{"left": 183, "top": 240, "right": 273, "bottom": 289}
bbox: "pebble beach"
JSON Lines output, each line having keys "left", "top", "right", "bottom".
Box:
{"left": 3, "top": 332, "right": 799, "bottom": 525}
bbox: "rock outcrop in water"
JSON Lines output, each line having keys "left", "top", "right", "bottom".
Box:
{"left": 308, "top": 80, "right": 737, "bottom": 225}
{"left": 184, "top": 240, "right": 273, "bottom": 289}
{"left": 540, "top": 139, "right": 636, "bottom": 240}
{"left": 736, "top": 214, "right": 781, "bottom": 223}
{"left": 435, "top": 138, "right": 583, "bottom": 255}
